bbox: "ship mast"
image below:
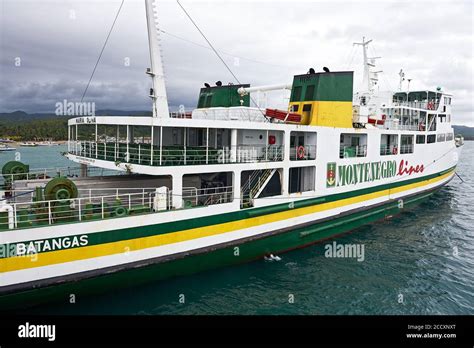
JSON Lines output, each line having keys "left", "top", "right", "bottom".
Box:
{"left": 145, "top": 0, "right": 169, "bottom": 118}
{"left": 353, "top": 37, "right": 381, "bottom": 93}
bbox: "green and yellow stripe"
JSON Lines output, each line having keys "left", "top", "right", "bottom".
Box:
{"left": 1, "top": 167, "right": 455, "bottom": 273}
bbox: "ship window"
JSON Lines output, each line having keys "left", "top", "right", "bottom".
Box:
{"left": 304, "top": 85, "right": 315, "bottom": 101}
{"left": 198, "top": 95, "right": 205, "bottom": 108}
{"left": 446, "top": 133, "right": 454, "bottom": 141}
{"left": 380, "top": 134, "right": 399, "bottom": 156}
{"left": 302, "top": 104, "right": 312, "bottom": 112}
{"left": 241, "top": 169, "right": 282, "bottom": 203}
{"left": 437, "top": 133, "right": 446, "bottom": 142}
{"left": 183, "top": 172, "right": 233, "bottom": 208}
{"left": 438, "top": 114, "right": 446, "bottom": 123}
{"left": 427, "top": 114, "right": 437, "bottom": 131}
{"left": 205, "top": 95, "right": 213, "bottom": 107}
{"left": 427, "top": 134, "right": 436, "bottom": 143}
{"left": 291, "top": 86, "right": 302, "bottom": 102}
{"left": 340, "top": 133, "right": 367, "bottom": 158}
{"left": 290, "top": 104, "right": 299, "bottom": 112}
{"left": 290, "top": 131, "right": 317, "bottom": 160}
{"left": 400, "top": 135, "right": 414, "bottom": 154}
{"left": 289, "top": 166, "right": 315, "bottom": 193}
{"left": 416, "top": 135, "right": 425, "bottom": 144}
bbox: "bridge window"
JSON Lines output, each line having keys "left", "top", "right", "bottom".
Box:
{"left": 291, "top": 86, "right": 302, "bottom": 102}
{"left": 340, "top": 133, "right": 367, "bottom": 158}
{"left": 437, "top": 133, "right": 446, "bottom": 142}
{"left": 400, "top": 135, "right": 414, "bottom": 154}
{"left": 416, "top": 135, "right": 425, "bottom": 144}
{"left": 304, "top": 85, "right": 315, "bottom": 101}
{"left": 289, "top": 166, "right": 315, "bottom": 194}
{"left": 427, "top": 134, "right": 436, "bottom": 143}
{"left": 446, "top": 133, "right": 454, "bottom": 141}
{"left": 380, "top": 134, "right": 398, "bottom": 155}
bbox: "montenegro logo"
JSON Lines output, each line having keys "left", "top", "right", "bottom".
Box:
{"left": 326, "top": 162, "right": 336, "bottom": 187}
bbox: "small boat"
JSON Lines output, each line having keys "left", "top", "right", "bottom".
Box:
{"left": 36, "top": 141, "right": 60, "bottom": 146}
{"left": 0, "top": 144, "right": 16, "bottom": 151}
{"left": 19, "top": 142, "right": 38, "bottom": 147}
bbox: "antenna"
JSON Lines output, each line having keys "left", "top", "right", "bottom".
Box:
{"left": 353, "top": 36, "right": 372, "bottom": 91}
{"left": 398, "top": 69, "right": 405, "bottom": 91}
{"left": 145, "top": 0, "right": 170, "bottom": 118}
{"left": 353, "top": 37, "right": 382, "bottom": 92}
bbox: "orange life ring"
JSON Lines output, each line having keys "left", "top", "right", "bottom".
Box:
{"left": 392, "top": 147, "right": 398, "bottom": 155}
{"left": 297, "top": 146, "right": 305, "bottom": 159}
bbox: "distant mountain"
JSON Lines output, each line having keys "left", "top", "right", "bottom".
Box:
{"left": 453, "top": 125, "right": 474, "bottom": 140}
{"left": 0, "top": 110, "right": 152, "bottom": 122}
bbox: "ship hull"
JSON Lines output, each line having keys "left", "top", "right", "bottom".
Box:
{"left": 0, "top": 167, "right": 455, "bottom": 310}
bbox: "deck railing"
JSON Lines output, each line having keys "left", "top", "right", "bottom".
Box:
{"left": 339, "top": 145, "right": 367, "bottom": 158}
{"left": 289, "top": 145, "right": 317, "bottom": 160}
{"left": 383, "top": 120, "right": 419, "bottom": 131}
{"left": 7, "top": 187, "right": 158, "bottom": 204}
{"left": 399, "top": 144, "right": 414, "bottom": 154}
{"left": 0, "top": 166, "right": 121, "bottom": 187}
{"left": 0, "top": 186, "right": 234, "bottom": 230}
{"left": 392, "top": 101, "right": 439, "bottom": 110}
{"left": 69, "top": 141, "right": 284, "bottom": 166}
{"left": 380, "top": 145, "right": 398, "bottom": 156}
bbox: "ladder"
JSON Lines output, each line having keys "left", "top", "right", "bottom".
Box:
{"left": 240, "top": 168, "right": 276, "bottom": 207}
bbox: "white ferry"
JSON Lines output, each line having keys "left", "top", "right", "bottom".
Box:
{"left": 0, "top": 1, "right": 463, "bottom": 309}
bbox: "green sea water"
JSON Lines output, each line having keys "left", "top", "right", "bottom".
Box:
{"left": 2, "top": 143, "right": 473, "bottom": 315}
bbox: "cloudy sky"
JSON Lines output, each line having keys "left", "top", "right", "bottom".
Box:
{"left": 0, "top": 0, "right": 472, "bottom": 125}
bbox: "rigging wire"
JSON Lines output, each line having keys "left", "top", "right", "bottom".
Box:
{"left": 159, "top": 29, "right": 293, "bottom": 70}
{"left": 175, "top": 0, "right": 269, "bottom": 116}
{"left": 80, "top": 0, "right": 125, "bottom": 102}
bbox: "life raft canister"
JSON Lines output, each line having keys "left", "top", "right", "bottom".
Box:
{"left": 297, "top": 146, "right": 305, "bottom": 159}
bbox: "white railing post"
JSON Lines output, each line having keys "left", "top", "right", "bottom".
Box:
{"left": 138, "top": 144, "right": 141, "bottom": 164}
{"left": 150, "top": 143, "right": 154, "bottom": 166}
{"left": 48, "top": 201, "right": 52, "bottom": 225}
{"left": 101, "top": 197, "right": 105, "bottom": 219}
{"left": 128, "top": 194, "right": 132, "bottom": 210}
{"left": 159, "top": 126, "right": 163, "bottom": 166}
{"left": 206, "top": 127, "right": 209, "bottom": 164}
{"left": 78, "top": 198, "right": 82, "bottom": 221}
{"left": 13, "top": 204, "right": 17, "bottom": 228}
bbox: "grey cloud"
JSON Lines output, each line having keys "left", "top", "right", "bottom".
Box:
{"left": 0, "top": 0, "right": 472, "bottom": 125}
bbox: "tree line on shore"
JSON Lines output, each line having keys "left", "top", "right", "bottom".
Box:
{"left": 0, "top": 118, "right": 68, "bottom": 141}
